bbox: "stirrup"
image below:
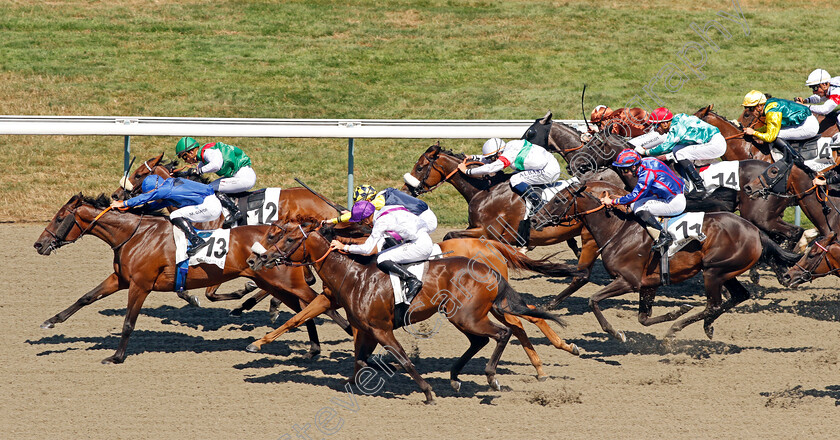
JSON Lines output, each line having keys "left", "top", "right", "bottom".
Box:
{"left": 223, "top": 210, "right": 243, "bottom": 228}
{"left": 187, "top": 239, "right": 212, "bottom": 257}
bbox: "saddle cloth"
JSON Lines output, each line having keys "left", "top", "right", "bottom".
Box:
{"left": 236, "top": 187, "right": 282, "bottom": 226}
{"left": 697, "top": 161, "right": 739, "bottom": 192}
{"left": 524, "top": 177, "right": 581, "bottom": 218}
{"left": 662, "top": 212, "right": 706, "bottom": 258}
{"left": 173, "top": 227, "right": 230, "bottom": 268}
{"left": 376, "top": 242, "right": 443, "bottom": 304}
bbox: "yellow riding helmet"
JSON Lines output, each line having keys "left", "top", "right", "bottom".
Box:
{"left": 353, "top": 184, "right": 377, "bottom": 203}
{"left": 742, "top": 90, "right": 767, "bottom": 107}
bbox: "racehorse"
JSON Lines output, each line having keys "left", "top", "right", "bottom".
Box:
{"left": 246, "top": 219, "right": 568, "bottom": 403}
{"left": 32, "top": 193, "right": 342, "bottom": 364}
{"left": 247, "top": 234, "right": 581, "bottom": 380}
{"left": 533, "top": 181, "right": 800, "bottom": 344}
{"left": 694, "top": 105, "right": 773, "bottom": 162}
{"left": 743, "top": 159, "right": 840, "bottom": 238}
{"left": 738, "top": 105, "right": 839, "bottom": 142}
{"left": 113, "top": 153, "right": 336, "bottom": 316}
{"left": 782, "top": 233, "right": 840, "bottom": 287}
{"left": 402, "top": 142, "right": 625, "bottom": 302}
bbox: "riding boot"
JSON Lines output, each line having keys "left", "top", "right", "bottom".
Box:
{"left": 216, "top": 192, "right": 242, "bottom": 228}
{"left": 775, "top": 138, "right": 815, "bottom": 177}
{"left": 171, "top": 217, "right": 211, "bottom": 257}
{"left": 636, "top": 210, "right": 672, "bottom": 252}
{"left": 512, "top": 182, "right": 545, "bottom": 216}
{"left": 377, "top": 260, "right": 424, "bottom": 305}
{"left": 516, "top": 219, "right": 532, "bottom": 247}
{"left": 678, "top": 159, "right": 709, "bottom": 199}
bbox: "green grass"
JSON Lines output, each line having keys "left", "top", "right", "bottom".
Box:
{"left": 0, "top": 0, "right": 832, "bottom": 227}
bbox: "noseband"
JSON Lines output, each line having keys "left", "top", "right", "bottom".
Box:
{"left": 793, "top": 240, "right": 840, "bottom": 282}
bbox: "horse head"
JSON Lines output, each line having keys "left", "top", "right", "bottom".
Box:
{"left": 782, "top": 233, "right": 840, "bottom": 287}
{"left": 248, "top": 219, "right": 323, "bottom": 271}
{"left": 112, "top": 153, "right": 167, "bottom": 200}
{"left": 522, "top": 110, "right": 554, "bottom": 148}
{"left": 33, "top": 193, "right": 111, "bottom": 255}
{"left": 402, "top": 141, "right": 465, "bottom": 196}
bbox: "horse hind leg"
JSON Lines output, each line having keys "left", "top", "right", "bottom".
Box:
{"left": 637, "top": 286, "right": 694, "bottom": 327}
{"left": 493, "top": 311, "right": 549, "bottom": 381}
{"left": 451, "top": 314, "right": 512, "bottom": 392}
{"left": 449, "top": 332, "right": 490, "bottom": 393}
{"left": 372, "top": 329, "right": 435, "bottom": 404}
{"left": 703, "top": 278, "right": 751, "bottom": 339}
{"left": 663, "top": 272, "right": 726, "bottom": 345}
{"left": 42, "top": 273, "right": 124, "bottom": 329}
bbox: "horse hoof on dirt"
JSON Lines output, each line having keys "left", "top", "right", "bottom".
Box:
{"left": 101, "top": 356, "right": 123, "bottom": 365}
{"left": 269, "top": 311, "right": 281, "bottom": 323}
{"left": 303, "top": 351, "right": 321, "bottom": 360}
{"left": 537, "top": 375, "right": 549, "bottom": 382}
{"left": 749, "top": 268, "right": 760, "bottom": 285}
{"left": 489, "top": 378, "right": 501, "bottom": 391}
{"left": 423, "top": 398, "right": 436, "bottom": 406}
{"left": 569, "top": 344, "right": 581, "bottom": 356}
{"left": 40, "top": 321, "right": 55, "bottom": 329}
{"left": 245, "top": 343, "right": 261, "bottom": 353}
{"left": 450, "top": 380, "right": 461, "bottom": 392}
{"left": 188, "top": 295, "right": 201, "bottom": 307}
{"left": 616, "top": 331, "right": 627, "bottom": 343}
{"left": 229, "top": 308, "right": 243, "bottom": 317}
{"left": 704, "top": 324, "right": 714, "bottom": 340}
{"left": 661, "top": 336, "right": 676, "bottom": 351}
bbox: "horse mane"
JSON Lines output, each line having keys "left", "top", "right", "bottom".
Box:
{"left": 158, "top": 159, "right": 213, "bottom": 184}
{"left": 436, "top": 146, "right": 466, "bottom": 160}
{"left": 81, "top": 194, "right": 114, "bottom": 209}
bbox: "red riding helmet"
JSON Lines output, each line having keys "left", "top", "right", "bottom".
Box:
{"left": 612, "top": 149, "right": 642, "bottom": 167}
{"left": 648, "top": 107, "right": 674, "bottom": 124}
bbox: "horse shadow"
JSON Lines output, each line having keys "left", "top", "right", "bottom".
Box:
{"left": 98, "top": 304, "right": 297, "bottom": 332}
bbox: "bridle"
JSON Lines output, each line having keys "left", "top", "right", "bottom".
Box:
{"left": 266, "top": 224, "right": 336, "bottom": 267}
{"left": 44, "top": 204, "right": 143, "bottom": 251}
{"left": 792, "top": 239, "right": 840, "bottom": 282}
{"left": 410, "top": 150, "right": 479, "bottom": 196}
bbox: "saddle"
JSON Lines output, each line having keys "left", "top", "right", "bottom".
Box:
{"left": 787, "top": 135, "right": 821, "bottom": 161}
{"left": 227, "top": 188, "right": 282, "bottom": 226}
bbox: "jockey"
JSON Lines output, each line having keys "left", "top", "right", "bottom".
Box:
{"left": 742, "top": 90, "right": 819, "bottom": 164}
{"left": 174, "top": 136, "right": 256, "bottom": 228}
{"left": 110, "top": 175, "right": 221, "bottom": 257}
{"left": 600, "top": 149, "right": 686, "bottom": 253}
{"left": 795, "top": 69, "right": 840, "bottom": 142}
{"left": 327, "top": 184, "right": 438, "bottom": 233}
{"left": 330, "top": 200, "right": 432, "bottom": 311}
{"left": 457, "top": 138, "right": 562, "bottom": 245}
{"left": 638, "top": 107, "right": 726, "bottom": 198}
{"left": 590, "top": 105, "right": 651, "bottom": 138}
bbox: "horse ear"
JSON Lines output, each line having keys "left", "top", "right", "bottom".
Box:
{"left": 152, "top": 152, "right": 165, "bottom": 166}
{"left": 540, "top": 110, "right": 553, "bottom": 125}
{"left": 697, "top": 106, "right": 710, "bottom": 118}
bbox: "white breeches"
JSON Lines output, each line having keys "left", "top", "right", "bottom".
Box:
{"left": 672, "top": 132, "right": 727, "bottom": 161}
{"left": 632, "top": 193, "right": 686, "bottom": 217}
{"left": 170, "top": 195, "right": 223, "bottom": 223}
{"left": 778, "top": 115, "right": 819, "bottom": 141}
{"left": 376, "top": 233, "right": 434, "bottom": 265}
{"left": 211, "top": 166, "right": 257, "bottom": 193}
{"left": 509, "top": 159, "right": 563, "bottom": 186}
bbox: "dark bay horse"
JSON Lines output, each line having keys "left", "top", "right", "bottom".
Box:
{"left": 247, "top": 235, "right": 581, "bottom": 381}
{"left": 248, "top": 220, "right": 568, "bottom": 404}
{"left": 534, "top": 181, "right": 800, "bottom": 344}
{"left": 695, "top": 105, "right": 773, "bottom": 162}
{"left": 113, "top": 153, "right": 334, "bottom": 317}
{"left": 32, "top": 194, "right": 341, "bottom": 364}
{"left": 402, "top": 142, "right": 626, "bottom": 301}
{"left": 783, "top": 233, "right": 840, "bottom": 287}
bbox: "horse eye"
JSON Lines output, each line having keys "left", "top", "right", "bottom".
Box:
{"left": 286, "top": 237, "right": 295, "bottom": 243}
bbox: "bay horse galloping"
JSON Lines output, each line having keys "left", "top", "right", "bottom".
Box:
{"left": 247, "top": 234, "right": 581, "bottom": 381}
{"left": 33, "top": 194, "right": 340, "bottom": 364}
{"left": 535, "top": 182, "right": 800, "bottom": 344}
{"left": 694, "top": 105, "right": 774, "bottom": 162}
{"left": 247, "top": 220, "right": 569, "bottom": 403}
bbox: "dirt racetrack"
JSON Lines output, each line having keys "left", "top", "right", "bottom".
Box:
{"left": 3, "top": 223, "right": 840, "bottom": 439}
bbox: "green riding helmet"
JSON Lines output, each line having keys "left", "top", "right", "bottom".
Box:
{"left": 353, "top": 185, "right": 377, "bottom": 203}
{"left": 175, "top": 137, "right": 200, "bottom": 156}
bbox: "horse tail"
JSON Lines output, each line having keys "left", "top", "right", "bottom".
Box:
{"left": 759, "top": 231, "right": 801, "bottom": 284}
{"left": 492, "top": 277, "right": 567, "bottom": 328}
{"left": 484, "top": 240, "right": 580, "bottom": 277}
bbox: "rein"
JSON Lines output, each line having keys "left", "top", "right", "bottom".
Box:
{"left": 414, "top": 151, "right": 482, "bottom": 195}
{"left": 794, "top": 240, "right": 840, "bottom": 281}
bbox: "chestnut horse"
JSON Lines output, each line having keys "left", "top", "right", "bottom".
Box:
{"left": 535, "top": 181, "right": 800, "bottom": 344}
{"left": 246, "top": 234, "right": 581, "bottom": 380}
{"left": 782, "top": 233, "right": 840, "bottom": 287}
{"left": 33, "top": 194, "right": 341, "bottom": 364}
{"left": 694, "top": 105, "right": 773, "bottom": 162}
{"left": 402, "top": 142, "right": 626, "bottom": 303}
{"left": 113, "top": 153, "right": 332, "bottom": 317}
{"left": 247, "top": 220, "right": 568, "bottom": 403}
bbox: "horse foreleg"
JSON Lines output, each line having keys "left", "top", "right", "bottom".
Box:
{"left": 229, "top": 289, "right": 270, "bottom": 317}
{"left": 637, "top": 286, "right": 694, "bottom": 326}
{"left": 349, "top": 330, "right": 379, "bottom": 385}
{"left": 702, "top": 278, "right": 751, "bottom": 340}
{"left": 245, "top": 294, "right": 332, "bottom": 352}
{"left": 494, "top": 311, "right": 546, "bottom": 380}
{"left": 325, "top": 308, "right": 353, "bottom": 336}
{"left": 42, "top": 273, "right": 125, "bottom": 329}
{"left": 373, "top": 329, "right": 435, "bottom": 404}
{"left": 589, "top": 277, "right": 634, "bottom": 342}
{"left": 205, "top": 281, "right": 258, "bottom": 302}
{"left": 101, "top": 284, "right": 150, "bottom": 364}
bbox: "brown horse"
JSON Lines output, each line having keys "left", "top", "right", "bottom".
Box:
{"left": 782, "top": 233, "right": 840, "bottom": 287}
{"left": 113, "top": 153, "right": 333, "bottom": 317}
{"left": 738, "top": 104, "right": 839, "bottom": 142}
{"left": 246, "top": 235, "right": 581, "bottom": 380}
{"left": 402, "top": 142, "right": 624, "bottom": 303}
{"left": 32, "top": 194, "right": 340, "bottom": 364}
{"left": 694, "top": 105, "right": 773, "bottom": 162}
{"left": 246, "top": 219, "right": 568, "bottom": 403}
{"left": 535, "top": 181, "right": 801, "bottom": 343}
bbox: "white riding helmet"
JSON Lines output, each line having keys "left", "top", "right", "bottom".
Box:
{"left": 482, "top": 138, "right": 506, "bottom": 157}
{"left": 806, "top": 69, "right": 831, "bottom": 86}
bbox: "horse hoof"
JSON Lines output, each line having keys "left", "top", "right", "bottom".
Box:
{"left": 570, "top": 344, "right": 581, "bottom": 356}
{"left": 269, "top": 312, "right": 281, "bottom": 324}
{"left": 101, "top": 356, "right": 122, "bottom": 365}
{"left": 489, "top": 378, "right": 501, "bottom": 391}
{"left": 680, "top": 304, "right": 694, "bottom": 314}
{"left": 704, "top": 325, "right": 714, "bottom": 340}
{"left": 661, "top": 336, "right": 676, "bottom": 351}
{"left": 423, "top": 399, "right": 436, "bottom": 406}
{"left": 450, "top": 380, "right": 461, "bottom": 392}
{"left": 188, "top": 295, "right": 201, "bottom": 307}
{"left": 616, "top": 331, "right": 627, "bottom": 343}
{"left": 537, "top": 375, "right": 549, "bottom": 382}
{"left": 229, "top": 309, "right": 243, "bottom": 317}
{"left": 245, "top": 343, "right": 261, "bottom": 353}
{"left": 303, "top": 351, "right": 321, "bottom": 360}
{"left": 749, "top": 271, "right": 760, "bottom": 285}
{"left": 40, "top": 321, "right": 55, "bottom": 329}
